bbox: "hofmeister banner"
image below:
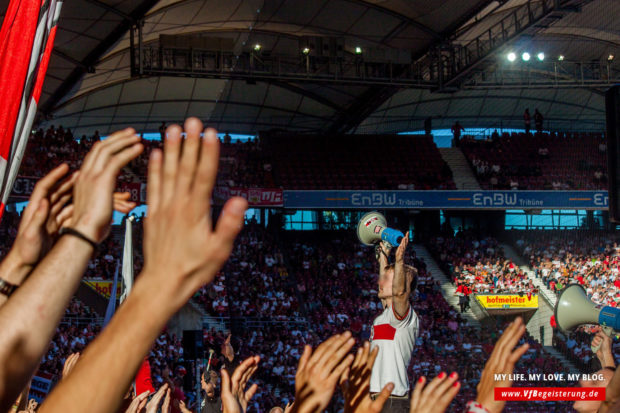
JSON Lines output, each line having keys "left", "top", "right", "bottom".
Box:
{"left": 476, "top": 294, "right": 539, "bottom": 309}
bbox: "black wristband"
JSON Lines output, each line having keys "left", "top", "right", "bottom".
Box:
{"left": 0, "top": 278, "right": 18, "bottom": 297}
{"left": 58, "top": 227, "right": 99, "bottom": 251}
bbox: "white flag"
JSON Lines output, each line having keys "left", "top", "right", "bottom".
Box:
{"left": 120, "top": 216, "right": 135, "bottom": 304}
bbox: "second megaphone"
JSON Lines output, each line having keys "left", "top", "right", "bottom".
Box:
{"left": 555, "top": 284, "right": 620, "bottom": 332}
{"left": 356, "top": 211, "right": 405, "bottom": 248}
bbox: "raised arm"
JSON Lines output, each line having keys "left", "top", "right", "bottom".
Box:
{"left": 39, "top": 118, "right": 247, "bottom": 413}
{"left": 376, "top": 241, "right": 391, "bottom": 281}
{"left": 0, "top": 129, "right": 143, "bottom": 411}
{"left": 392, "top": 232, "right": 412, "bottom": 318}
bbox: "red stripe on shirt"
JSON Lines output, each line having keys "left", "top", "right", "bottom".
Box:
{"left": 373, "top": 323, "right": 396, "bottom": 340}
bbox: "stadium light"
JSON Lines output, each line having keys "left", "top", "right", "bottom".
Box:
{"left": 355, "top": 46, "right": 362, "bottom": 55}
{"left": 302, "top": 47, "right": 310, "bottom": 55}
{"left": 537, "top": 52, "right": 545, "bottom": 61}
{"left": 558, "top": 55, "right": 565, "bottom": 61}
{"left": 522, "top": 52, "right": 531, "bottom": 61}
{"left": 507, "top": 52, "right": 516, "bottom": 62}
{"left": 609, "top": 54, "right": 615, "bottom": 61}
{"left": 254, "top": 44, "right": 261, "bottom": 51}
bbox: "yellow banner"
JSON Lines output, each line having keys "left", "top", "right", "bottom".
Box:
{"left": 84, "top": 281, "right": 121, "bottom": 299}
{"left": 476, "top": 294, "right": 539, "bottom": 309}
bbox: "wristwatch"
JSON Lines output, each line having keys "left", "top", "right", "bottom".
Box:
{"left": 0, "top": 278, "right": 18, "bottom": 297}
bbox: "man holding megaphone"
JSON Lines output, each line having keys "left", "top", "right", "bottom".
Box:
{"left": 357, "top": 212, "right": 419, "bottom": 412}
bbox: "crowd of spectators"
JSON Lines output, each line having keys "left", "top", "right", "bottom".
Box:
{"left": 513, "top": 230, "right": 620, "bottom": 305}
{"left": 18, "top": 125, "right": 272, "bottom": 189}
{"left": 461, "top": 131, "right": 607, "bottom": 190}
{"left": 428, "top": 229, "right": 536, "bottom": 295}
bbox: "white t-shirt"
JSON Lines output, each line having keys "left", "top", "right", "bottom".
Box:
{"left": 370, "top": 304, "right": 419, "bottom": 396}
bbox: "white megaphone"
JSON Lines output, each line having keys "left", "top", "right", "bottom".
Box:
{"left": 356, "top": 211, "right": 405, "bottom": 248}
{"left": 555, "top": 284, "right": 620, "bottom": 332}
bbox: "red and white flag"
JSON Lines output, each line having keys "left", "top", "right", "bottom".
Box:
{"left": 0, "top": 0, "right": 63, "bottom": 219}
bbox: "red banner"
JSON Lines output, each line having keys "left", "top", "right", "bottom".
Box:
{"left": 495, "top": 387, "right": 605, "bottom": 401}
{"left": 117, "top": 182, "right": 143, "bottom": 203}
{"left": 214, "top": 187, "right": 283, "bottom": 207}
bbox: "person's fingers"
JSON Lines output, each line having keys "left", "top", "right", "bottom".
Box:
{"left": 501, "top": 323, "right": 526, "bottom": 367}
{"left": 323, "top": 334, "right": 355, "bottom": 376}
{"left": 231, "top": 356, "right": 257, "bottom": 384}
{"left": 50, "top": 193, "right": 72, "bottom": 217}
{"left": 371, "top": 382, "right": 394, "bottom": 412}
{"left": 410, "top": 376, "right": 425, "bottom": 411}
{"left": 329, "top": 353, "right": 354, "bottom": 383}
{"left": 107, "top": 143, "right": 144, "bottom": 173}
{"left": 114, "top": 200, "right": 137, "bottom": 214}
{"left": 314, "top": 332, "right": 350, "bottom": 369}
{"left": 161, "top": 124, "right": 183, "bottom": 205}
{"left": 439, "top": 381, "right": 460, "bottom": 408}
{"left": 244, "top": 383, "right": 258, "bottom": 403}
{"left": 297, "top": 345, "right": 312, "bottom": 373}
{"left": 213, "top": 197, "right": 248, "bottom": 255}
{"left": 114, "top": 192, "right": 131, "bottom": 201}
{"left": 29, "top": 199, "right": 49, "bottom": 233}
{"left": 221, "top": 367, "right": 232, "bottom": 395}
{"left": 92, "top": 132, "right": 141, "bottom": 172}
{"left": 195, "top": 127, "right": 220, "bottom": 202}
{"left": 239, "top": 357, "right": 259, "bottom": 390}
{"left": 56, "top": 204, "right": 74, "bottom": 228}
{"left": 49, "top": 171, "right": 78, "bottom": 205}
{"left": 421, "top": 373, "right": 447, "bottom": 400}
{"left": 508, "top": 343, "right": 530, "bottom": 366}
{"left": 177, "top": 117, "right": 202, "bottom": 194}
{"left": 148, "top": 384, "right": 167, "bottom": 408}
{"left": 339, "top": 366, "right": 350, "bottom": 389}
{"left": 146, "top": 149, "right": 163, "bottom": 214}
{"left": 23, "top": 164, "right": 69, "bottom": 223}
{"left": 435, "top": 372, "right": 458, "bottom": 397}
{"left": 366, "top": 346, "right": 380, "bottom": 373}
{"left": 351, "top": 346, "right": 364, "bottom": 374}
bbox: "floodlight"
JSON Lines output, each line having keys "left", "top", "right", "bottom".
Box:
{"left": 507, "top": 52, "right": 516, "bottom": 62}
{"left": 522, "top": 52, "right": 531, "bottom": 61}
{"left": 537, "top": 52, "right": 545, "bottom": 61}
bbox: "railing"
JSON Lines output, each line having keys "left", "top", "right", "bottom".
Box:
{"left": 135, "top": 45, "right": 435, "bottom": 87}
{"left": 59, "top": 316, "right": 104, "bottom": 326}
{"left": 202, "top": 316, "right": 309, "bottom": 330}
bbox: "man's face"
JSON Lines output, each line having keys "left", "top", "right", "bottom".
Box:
{"left": 378, "top": 267, "right": 394, "bottom": 299}
{"left": 573, "top": 368, "right": 613, "bottom": 412}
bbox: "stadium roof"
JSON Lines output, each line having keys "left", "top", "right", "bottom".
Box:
{"left": 2, "top": 0, "right": 618, "bottom": 136}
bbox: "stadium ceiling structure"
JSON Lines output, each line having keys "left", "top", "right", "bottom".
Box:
{"left": 1, "top": 0, "right": 618, "bottom": 136}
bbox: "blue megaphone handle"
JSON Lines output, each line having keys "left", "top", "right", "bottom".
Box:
{"left": 599, "top": 307, "right": 620, "bottom": 331}
{"left": 381, "top": 228, "right": 405, "bottom": 248}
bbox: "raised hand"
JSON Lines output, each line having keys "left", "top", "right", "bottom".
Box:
{"left": 409, "top": 372, "right": 460, "bottom": 413}
{"left": 161, "top": 387, "right": 171, "bottom": 413}
{"left": 177, "top": 400, "right": 192, "bottom": 413}
{"left": 141, "top": 118, "right": 247, "bottom": 311}
{"left": 340, "top": 342, "right": 393, "bottom": 413}
{"left": 221, "top": 356, "right": 260, "bottom": 413}
{"left": 62, "top": 352, "right": 80, "bottom": 379}
{"left": 475, "top": 317, "right": 529, "bottom": 413}
{"left": 292, "top": 332, "right": 355, "bottom": 413}
{"left": 124, "top": 391, "right": 149, "bottom": 413}
{"left": 145, "top": 384, "right": 169, "bottom": 413}
{"left": 395, "top": 231, "right": 409, "bottom": 264}
{"left": 222, "top": 333, "right": 234, "bottom": 361}
{"left": 68, "top": 128, "right": 143, "bottom": 243}
{"left": 0, "top": 164, "right": 74, "bottom": 292}
{"left": 592, "top": 329, "right": 615, "bottom": 368}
